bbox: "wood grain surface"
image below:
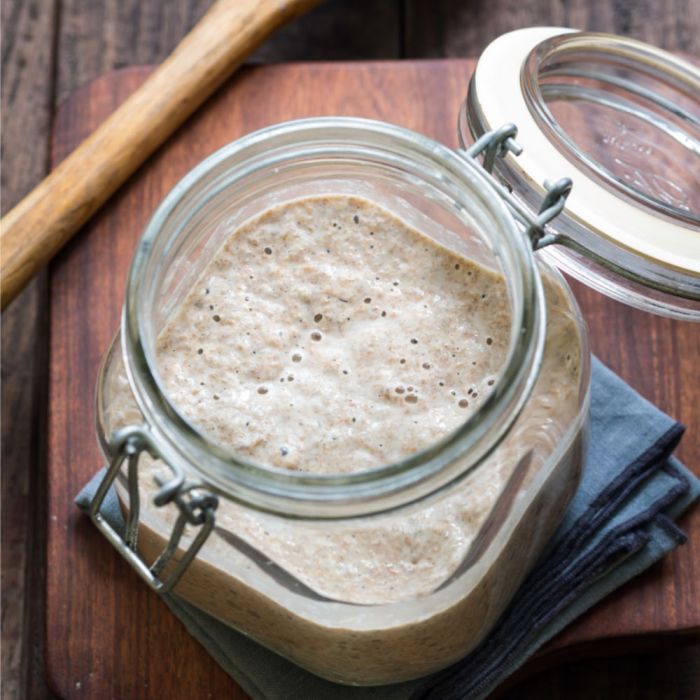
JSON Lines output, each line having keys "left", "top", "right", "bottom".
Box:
{"left": 1, "top": 1, "right": 57, "bottom": 697}
{"left": 46, "top": 60, "right": 699, "bottom": 700}
{"left": 403, "top": 0, "right": 700, "bottom": 57}
{"left": 3, "top": 1, "right": 700, "bottom": 698}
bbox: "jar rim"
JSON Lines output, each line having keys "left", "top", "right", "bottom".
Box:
{"left": 523, "top": 31, "right": 700, "bottom": 228}
{"left": 121, "top": 117, "right": 547, "bottom": 518}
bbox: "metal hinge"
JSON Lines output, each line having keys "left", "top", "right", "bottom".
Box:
{"left": 462, "top": 123, "right": 573, "bottom": 249}
{"left": 89, "top": 425, "right": 218, "bottom": 594}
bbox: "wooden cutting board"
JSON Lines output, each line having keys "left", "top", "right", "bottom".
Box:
{"left": 46, "top": 60, "right": 700, "bottom": 699}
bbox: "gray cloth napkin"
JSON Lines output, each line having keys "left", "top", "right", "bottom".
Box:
{"left": 76, "top": 358, "right": 699, "bottom": 700}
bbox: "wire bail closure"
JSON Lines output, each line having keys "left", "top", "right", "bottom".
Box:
{"left": 463, "top": 123, "right": 573, "bottom": 250}
{"left": 89, "top": 425, "right": 218, "bottom": 594}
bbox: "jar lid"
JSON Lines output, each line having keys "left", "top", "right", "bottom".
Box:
{"left": 463, "top": 27, "right": 700, "bottom": 319}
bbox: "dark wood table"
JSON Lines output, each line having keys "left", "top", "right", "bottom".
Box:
{"left": 2, "top": 1, "right": 699, "bottom": 698}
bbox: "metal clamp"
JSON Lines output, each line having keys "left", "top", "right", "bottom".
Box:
{"left": 463, "top": 123, "right": 572, "bottom": 250}
{"left": 89, "top": 425, "right": 218, "bottom": 594}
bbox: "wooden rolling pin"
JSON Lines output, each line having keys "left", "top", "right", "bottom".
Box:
{"left": 0, "top": 0, "right": 321, "bottom": 310}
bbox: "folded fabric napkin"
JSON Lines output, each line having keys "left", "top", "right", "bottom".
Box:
{"left": 76, "top": 357, "right": 699, "bottom": 700}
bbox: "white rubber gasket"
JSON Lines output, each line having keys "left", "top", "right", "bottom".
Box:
{"left": 474, "top": 26, "right": 700, "bottom": 273}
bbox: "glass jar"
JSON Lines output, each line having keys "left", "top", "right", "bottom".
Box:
{"left": 90, "top": 27, "right": 697, "bottom": 687}
{"left": 95, "top": 117, "right": 589, "bottom": 685}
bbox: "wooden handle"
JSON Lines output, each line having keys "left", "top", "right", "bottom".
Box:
{"left": 0, "top": 0, "right": 320, "bottom": 310}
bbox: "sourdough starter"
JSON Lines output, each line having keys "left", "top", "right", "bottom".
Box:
{"left": 105, "top": 195, "right": 583, "bottom": 682}
{"left": 156, "top": 195, "right": 511, "bottom": 473}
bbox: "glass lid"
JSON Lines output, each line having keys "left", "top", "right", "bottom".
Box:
{"left": 462, "top": 27, "right": 700, "bottom": 320}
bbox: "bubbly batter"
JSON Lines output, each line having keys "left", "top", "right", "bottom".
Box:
{"left": 156, "top": 195, "right": 510, "bottom": 473}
